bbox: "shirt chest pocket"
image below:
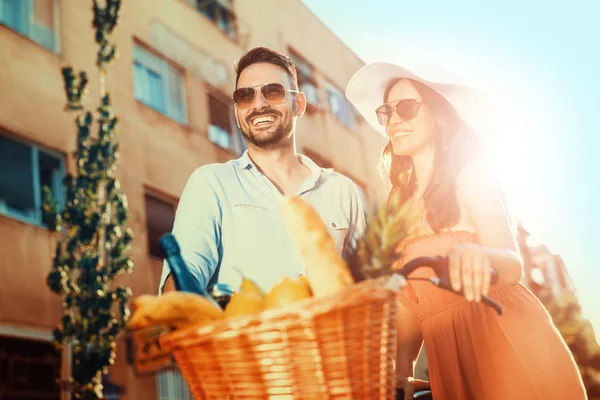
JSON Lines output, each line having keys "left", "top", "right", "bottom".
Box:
{"left": 326, "top": 216, "right": 349, "bottom": 254}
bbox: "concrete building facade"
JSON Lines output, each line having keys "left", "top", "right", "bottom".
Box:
{"left": 0, "top": 0, "right": 388, "bottom": 398}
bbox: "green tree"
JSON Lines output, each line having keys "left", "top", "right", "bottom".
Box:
{"left": 519, "top": 227, "right": 600, "bottom": 398}
{"left": 43, "top": 1, "right": 133, "bottom": 398}
{"left": 539, "top": 288, "right": 600, "bottom": 399}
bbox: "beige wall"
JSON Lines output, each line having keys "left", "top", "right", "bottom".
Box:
{"left": 0, "top": 0, "right": 388, "bottom": 398}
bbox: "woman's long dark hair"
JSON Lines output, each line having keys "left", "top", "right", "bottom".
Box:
{"left": 379, "top": 79, "right": 486, "bottom": 232}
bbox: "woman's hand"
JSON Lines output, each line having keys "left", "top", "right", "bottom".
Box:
{"left": 447, "top": 243, "right": 493, "bottom": 302}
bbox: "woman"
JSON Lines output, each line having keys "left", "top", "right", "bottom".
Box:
{"left": 346, "top": 62, "right": 586, "bottom": 399}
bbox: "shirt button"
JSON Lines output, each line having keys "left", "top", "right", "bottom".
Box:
{"left": 332, "top": 222, "right": 337, "bottom": 228}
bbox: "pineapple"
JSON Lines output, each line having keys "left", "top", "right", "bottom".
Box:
{"left": 344, "top": 191, "right": 418, "bottom": 282}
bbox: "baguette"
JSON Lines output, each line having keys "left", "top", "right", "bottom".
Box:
{"left": 281, "top": 196, "right": 354, "bottom": 297}
{"left": 129, "top": 292, "right": 223, "bottom": 330}
{"left": 128, "top": 295, "right": 160, "bottom": 329}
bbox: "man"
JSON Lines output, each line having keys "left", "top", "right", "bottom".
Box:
{"left": 160, "top": 47, "right": 365, "bottom": 295}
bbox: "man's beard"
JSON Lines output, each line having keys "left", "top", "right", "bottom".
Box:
{"left": 241, "top": 108, "right": 293, "bottom": 149}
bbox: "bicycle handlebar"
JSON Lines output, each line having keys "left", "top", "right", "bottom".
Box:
{"left": 392, "top": 256, "right": 503, "bottom": 315}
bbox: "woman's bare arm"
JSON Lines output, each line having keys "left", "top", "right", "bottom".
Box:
{"left": 455, "top": 162, "right": 524, "bottom": 289}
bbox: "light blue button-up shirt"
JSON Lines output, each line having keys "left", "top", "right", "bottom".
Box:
{"left": 159, "top": 151, "right": 366, "bottom": 294}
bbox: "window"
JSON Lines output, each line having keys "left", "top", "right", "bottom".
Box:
{"left": 0, "top": 134, "right": 65, "bottom": 225}
{"left": 133, "top": 45, "right": 187, "bottom": 123}
{"left": 289, "top": 50, "right": 319, "bottom": 111}
{"left": 0, "top": 335, "right": 61, "bottom": 399}
{"left": 190, "top": 0, "right": 237, "bottom": 41}
{"left": 208, "top": 94, "right": 232, "bottom": 149}
{"left": 208, "top": 93, "right": 247, "bottom": 155}
{"left": 0, "top": 0, "right": 59, "bottom": 52}
{"left": 326, "top": 83, "right": 357, "bottom": 131}
{"left": 145, "top": 193, "right": 176, "bottom": 259}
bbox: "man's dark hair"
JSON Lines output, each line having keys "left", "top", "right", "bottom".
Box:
{"left": 235, "top": 47, "right": 298, "bottom": 89}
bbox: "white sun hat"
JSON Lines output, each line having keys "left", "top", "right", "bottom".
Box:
{"left": 345, "top": 62, "right": 490, "bottom": 137}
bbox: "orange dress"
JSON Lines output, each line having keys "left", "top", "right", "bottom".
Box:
{"left": 393, "top": 231, "right": 587, "bottom": 400}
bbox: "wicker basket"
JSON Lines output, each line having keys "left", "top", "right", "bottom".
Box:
{"left": 159, "top": 278, "right": 398, "bottom": 399}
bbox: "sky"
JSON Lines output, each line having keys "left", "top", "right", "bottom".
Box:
{"left": 302, "top": 0, "right": 600, "bottom": 338}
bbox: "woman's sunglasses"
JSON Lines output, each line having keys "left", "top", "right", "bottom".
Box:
{"left": 232, "top": 83, "right": 299, "bottom": 110}
{"left": 375, "top": 99, "right": 423, "bottom": 126}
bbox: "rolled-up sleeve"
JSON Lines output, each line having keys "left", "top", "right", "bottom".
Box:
{"left": 158, "top": 168, "right": 222, "bottom": 294}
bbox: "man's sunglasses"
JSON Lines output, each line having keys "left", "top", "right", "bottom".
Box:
{"left": 375, "top": 99, "right": 423, "bottom": 126}
{"left": 232, "top": 83, "right": 299, "bottom": 110}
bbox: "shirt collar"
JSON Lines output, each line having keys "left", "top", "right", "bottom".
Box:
{"left": 233, "top": 150, "right": 254, "bottom": 170}
{"left": 233, "top": 150, "right": 333, "bottom": 192}
{"left": 234, "top": 151, "right": 332, "bottom": 172}
{"left": 299, "top": 153, "right": 332, "bottom": 175}
{"left": 298, "top": 153, "right": 333, "bottom": 193}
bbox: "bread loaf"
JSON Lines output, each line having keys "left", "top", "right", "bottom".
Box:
{"left": 129, "top": 292, "right": 223, "bottom": 330}
{"left": 281, "top": 196, "right": 354, "bottom": 297}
